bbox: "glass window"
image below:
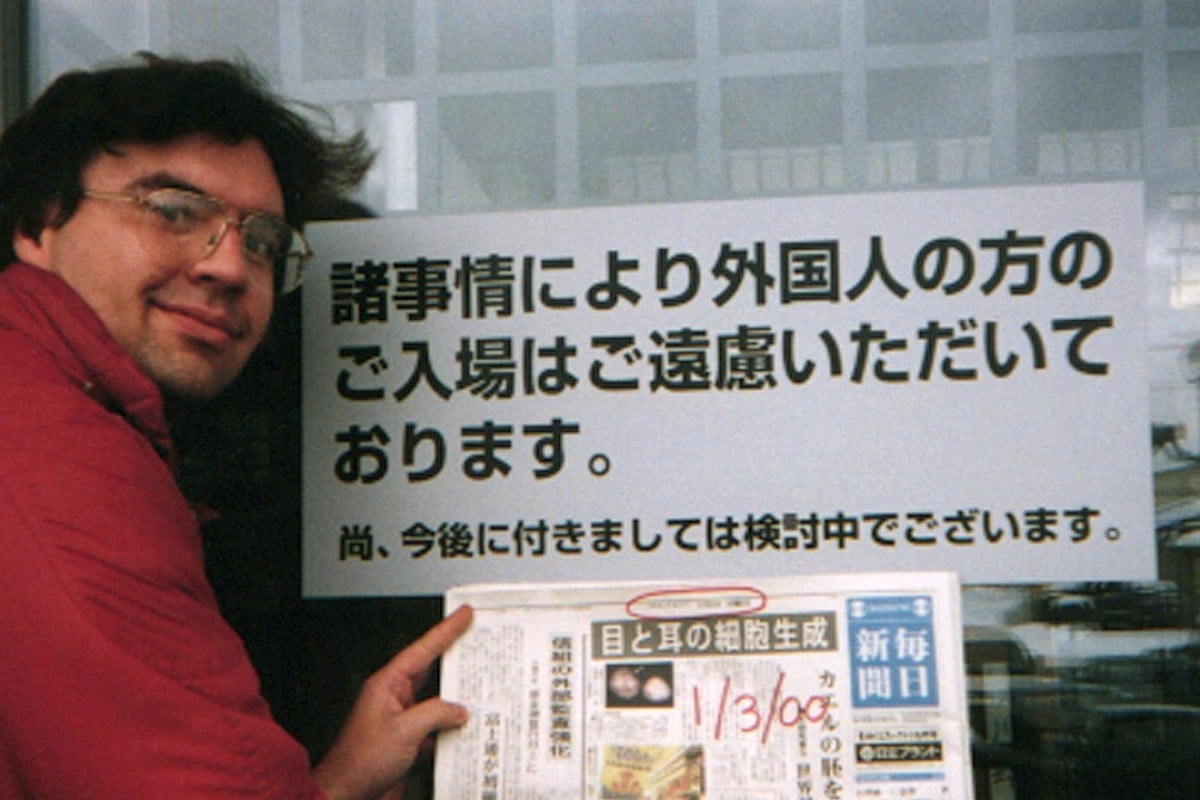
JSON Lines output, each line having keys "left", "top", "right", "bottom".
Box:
{"left": 718, "top": 0, "right": 840, "bottom": 55}
{"left": 721, "top": 74, "right": 843, "bottom": 194}
{"left": 437, "top": 0, "right": 553, "bottom": 73}
{"left": 301, "top": 0, "right": 367, "bottom": 80}
{"left": 865, "top": 0, "right": 989, "bottom": 44}
{"left": 722, "top": 73, "right": 842, "bottom": 149}
{"left": 578, "top": 0, "right": 695, "bottom": 64}
{"left": 358, "top": 101, "right": 418, "bottom": 214}
{"left": 385, "top": 0, "right": 416, "bottom": 76}
{"left": 1017, "top": 54, "right": 1142, "bottom": 176}
{"left": 166, "top": 0, "right": 280, "bottom": 80}
{"left": 1169, "top": 51, "right": 1200, "bottom": 128}
{"left": 1169, "top": 0, "right": 1200, "bottom": 27}
{"left": 866, "top": 64, "right": 990, "bottom": 185}
{"left": 301, "top": 0, "right": 415, "bottom": 78}
{"left": 29, "top": 2, "right": 160, "bottom": 80}
{"left": 867, "top": 64, "right": 990, "bottom": 141}
{"left": 439, "top": 92, "right": 556, "bottom": 210}
{"left": 1015, "top": 0, "right": 1142, "bottom": 33}
{"left": 579, "top": 82, "right": 697, "bottom": 202}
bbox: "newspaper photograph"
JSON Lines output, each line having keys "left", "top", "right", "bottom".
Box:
{"left": 435, "top": 572, "right": 972, "bottom": 799}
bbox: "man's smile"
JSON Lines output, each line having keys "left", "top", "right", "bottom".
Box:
{"left": 151, "top": 297, "right": 245, "bottom": 348}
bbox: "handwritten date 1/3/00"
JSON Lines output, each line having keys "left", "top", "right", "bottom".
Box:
{"left": 693, "top": 672, "right": 831, "bottom": 744}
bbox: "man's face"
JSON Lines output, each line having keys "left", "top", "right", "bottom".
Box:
{"left": 14, "top": 135, "right": 281, "bottom": 399}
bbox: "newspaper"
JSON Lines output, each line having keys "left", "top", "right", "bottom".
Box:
{"left": 435, "top": 572, "right": 972, "bottom": 800}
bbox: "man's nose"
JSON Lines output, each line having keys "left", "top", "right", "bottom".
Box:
{"left": 190, "top": 217, "right": 256, "bottom": 289}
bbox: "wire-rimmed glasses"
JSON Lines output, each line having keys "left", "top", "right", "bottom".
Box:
{"left": 82, "top": 186, "right": 311, "bottom": 294}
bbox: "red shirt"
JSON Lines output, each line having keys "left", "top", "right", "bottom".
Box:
{"left": 0, "top": 263, "right": 323, "bottom": 799}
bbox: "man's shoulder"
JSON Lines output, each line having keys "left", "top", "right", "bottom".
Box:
{"left": 0, "top": 323, "right": 97, "bottom": 432}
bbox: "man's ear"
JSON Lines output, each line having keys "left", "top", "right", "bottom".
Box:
{"left": 12, "top": 223, "right": 53, "bottom": 270}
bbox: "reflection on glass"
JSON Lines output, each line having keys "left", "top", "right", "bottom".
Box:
{"left": 865, "top": 0, "right": 988, "bottom": 44}
{"left": 721, "top": 74, "right": 843, "bottom": 195}
{"left": 439, "top": 92, "right": 556, "bottom": 210}
{"left": 718, "top": 0, "right": 840, "bottom": 54}
{"left": 966, "top": 582, "right": 1200, "bottom": 799}
{"left": 1014, "top": 0, "right": 1141, "bottom": 33}
{"left": 301, "top": 0, "right": 366, "bottom": 80}
{"left": 437, "top": 0, "right": 553, "bottom": 73}
{"left": 1016, "top": 55, "right": 1141, "bottom": 176}
{"left": 578, "top": 0, "right": 695, "bottom": 64}
{"left": 580, "top": 83, "right": 697, "bottom": 201}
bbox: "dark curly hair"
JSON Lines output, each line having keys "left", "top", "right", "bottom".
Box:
{"left": 0, "top": 52, "right": 374, "bottom": 266}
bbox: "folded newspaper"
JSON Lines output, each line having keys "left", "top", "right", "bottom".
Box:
{"left": 435, "top": 572, "right": 972, "bottom": 800}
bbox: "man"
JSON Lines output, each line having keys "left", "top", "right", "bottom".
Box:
{"left": 0, "top": 54, "right": 471, "bottom": 799}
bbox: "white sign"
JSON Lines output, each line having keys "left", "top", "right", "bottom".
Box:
{"left": 303, "top": 183, "right": 1151, "bottom": 597}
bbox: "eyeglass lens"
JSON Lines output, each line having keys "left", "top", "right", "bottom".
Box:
{"left": 143, "top": 189, "right": 307, "bottom": 293}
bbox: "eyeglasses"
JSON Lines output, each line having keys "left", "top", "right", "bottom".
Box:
{"left": 82, "top": 186, "right": 311, "bottom": 295}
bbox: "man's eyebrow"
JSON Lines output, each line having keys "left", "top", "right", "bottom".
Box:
{"left": 123, "top": 172, "right": 289, "bottom": 221}
{"left": 127, "top": 172, "right": 207, "bottom": 195}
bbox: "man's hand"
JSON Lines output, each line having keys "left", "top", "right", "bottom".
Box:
{"left": 313, "top": 605, "right": 473, "bottom": 800}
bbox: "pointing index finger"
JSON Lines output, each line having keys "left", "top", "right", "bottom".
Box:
{"left": 388, "top": 604, "right": 474, "bottom": 677}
